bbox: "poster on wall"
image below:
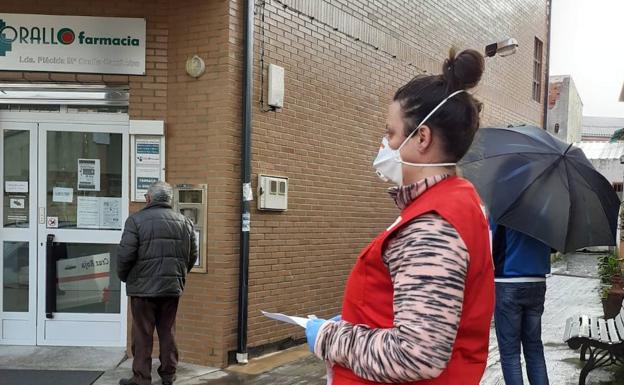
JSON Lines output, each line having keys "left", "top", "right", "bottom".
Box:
{"left": 77, "top": 159, "right": 100, "bottom": 191}
{"left": 0, "top": 13, "right": 146, "bottom": 74}
{"left": 134, "top": 137, "right": 163, "bottom": 201}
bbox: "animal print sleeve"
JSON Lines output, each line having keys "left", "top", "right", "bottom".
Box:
{"left": 314, "top": 213, "right": 469, "bottom": 382}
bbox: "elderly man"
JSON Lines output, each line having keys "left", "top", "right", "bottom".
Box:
{"left": 117, "top": 181, "right": 198, "bottom": 385}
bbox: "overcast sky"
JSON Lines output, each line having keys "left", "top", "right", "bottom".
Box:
{"left": 550, "top": 0, "right": 624, "bottom": 118}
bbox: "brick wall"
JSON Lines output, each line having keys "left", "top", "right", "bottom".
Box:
{"left": 227, "top": 0, "right": 549, "bottom": 355}
{"left": 165, "top": 0, "right": 238, "bottom": 367}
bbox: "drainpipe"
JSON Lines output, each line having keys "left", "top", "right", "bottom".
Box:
{"left": 236, "top": 0, "right": 254, "bottom": 365}
{"left": 542, "top": 0, "right": 552, "bottom": 130}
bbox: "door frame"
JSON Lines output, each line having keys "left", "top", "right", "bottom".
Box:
{"left": 0, "top": 122, "right": 38, "bottom": 345}
{"left": 0, "top": 111, "right": 129, "bottom": 347}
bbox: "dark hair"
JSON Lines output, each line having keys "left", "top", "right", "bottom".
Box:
{"left": 393, "top": 48, "right": 484, "bottom": 161}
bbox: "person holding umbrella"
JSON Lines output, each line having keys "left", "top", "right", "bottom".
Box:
{"left": 304, "top": 48, "right": 495, "bottom": 385}
{"left": 460, "top": 124, "right": 621, "bottom": 385}
{"left": 490, "top": 222, "right": 551, "bottom": 385}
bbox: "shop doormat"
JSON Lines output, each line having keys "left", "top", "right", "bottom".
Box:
{"left": 0, "top": 369, "right": 103, "bottom": 385}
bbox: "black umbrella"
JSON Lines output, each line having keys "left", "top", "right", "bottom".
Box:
{"left": 459, "top": 125, "right": 621, "bottom": 253}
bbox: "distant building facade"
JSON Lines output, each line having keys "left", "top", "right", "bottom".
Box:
{"left": 547, "top": 75, "right": 583, "bottom": 143}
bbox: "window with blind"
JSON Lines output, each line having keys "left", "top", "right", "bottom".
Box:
{"left": 533, "top": 38, "right": 544, "bottom": 102}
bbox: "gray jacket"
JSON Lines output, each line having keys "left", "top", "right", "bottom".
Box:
{"left": 117, "top": 202, "right": 198, "bottom": 297}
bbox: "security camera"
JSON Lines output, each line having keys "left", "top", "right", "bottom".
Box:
{"left": 485, "top": 38, "right": 519, "bottom": 57}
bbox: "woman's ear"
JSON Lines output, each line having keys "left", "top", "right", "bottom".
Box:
{"left": 415, "top": 124, "right": 434, "bottom": 150}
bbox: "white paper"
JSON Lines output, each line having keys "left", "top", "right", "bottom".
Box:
{"left": 77, "top": 196, "right": 100, "bottom": 228}
{"left": 135, "top": 138, "right": 162, "bottom": 201}
{"left": 77, "top": 196, "right": 122, "bottom": 229}
{"left": 53, "top": 187, "right": 74, "bottom": 203}
{"left": 243, "top": 183, "right": 253, "bottom": 201}
{"left": 261, "top": 311, "right": 311, "bottom": 328}
{"left": 78, "top": 159, "right": 101, "bottom": 191}
{"left": 9, "top": 198, "right": 25, "bottom": 209}
{"left": 5, "top": 181, "right": 28, "bottom": 193}
{"left": 100, "top": 198, "right": 122, "bottom": 229}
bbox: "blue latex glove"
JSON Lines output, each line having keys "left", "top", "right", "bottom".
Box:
{"left": 329, "top": 315, "right": 341, "bottom": 322}
{"left": 305, "top": 318, "right": 327, "bottom": 353}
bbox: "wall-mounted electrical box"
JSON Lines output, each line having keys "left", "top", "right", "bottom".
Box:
{"left": 268, "top": 64, "right": 284, "bottom": 108}
{"left": 258, "top": 174, "right": 288, "bottom": 211}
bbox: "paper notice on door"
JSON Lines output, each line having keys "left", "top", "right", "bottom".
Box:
{"left": 9, "top": 198, "right": 25, "bottom": 209}
{"left": 53, "top": 187, "right": 73, "bottom": 203}
{"left": 261, "top": 311, "right": 312, "bottom": 328}
{"left": 77, "top": 159, "right": 100, "bottom": 191}
{"left": 100, "top": 198, "right": 122, "bottom": 229}
{"left": 77, "top": 196, "right": 122, "bottom": 229}
{"left": 77, "top": 196, "right": 100, "bottom": 228}
{"left": 5, "top": 181, "right": 28, "bottom": 193}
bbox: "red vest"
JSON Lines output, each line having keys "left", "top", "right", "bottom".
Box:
{"left": 333, "top": 177, "right": 494, "bottom": 385}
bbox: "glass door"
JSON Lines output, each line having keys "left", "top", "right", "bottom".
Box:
{"left": 0, "top": 122, "right": 37, "bottom": 345}
{"left": 37, "top": 122, "right": 129, "bottom": 346}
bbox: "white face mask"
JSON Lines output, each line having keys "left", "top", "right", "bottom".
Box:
{"left": 373, "top": 89, "right": 464, "bottom": 185}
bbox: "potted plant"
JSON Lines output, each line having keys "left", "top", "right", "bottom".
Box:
{"left": 598, "top": 253, "right": 624, "bottom": 319}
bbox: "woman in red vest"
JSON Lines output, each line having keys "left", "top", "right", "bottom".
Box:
{"left": 306, "top": 48, "right": 495, "bottom": 385}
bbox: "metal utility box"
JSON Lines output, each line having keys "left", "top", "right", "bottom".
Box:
{"left": 257, "top": 175, "right": 288, "bottom": 211}
{"left": 268, "top": 64, "right": 285, "bottom": 108}
{"left": 173, "top": 184, "right": 207, "bottom": 273}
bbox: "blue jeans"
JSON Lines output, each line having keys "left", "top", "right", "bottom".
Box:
{"left": 495, "top": 281, "right": 549, "bottom": 385}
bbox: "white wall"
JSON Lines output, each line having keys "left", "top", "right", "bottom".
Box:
{"left": 566, "top": 78, "right": 583, "bottom": 143}
{"left": 588, "top": 159, "right": 623, "bottom": 184}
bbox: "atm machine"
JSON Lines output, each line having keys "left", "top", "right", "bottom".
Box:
{"left": 172, "top": 184, "right": 207, "bottom": 273}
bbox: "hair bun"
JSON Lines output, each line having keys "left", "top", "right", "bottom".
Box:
{"left": 442, "top": 48, "right": 484, "bottom": 92}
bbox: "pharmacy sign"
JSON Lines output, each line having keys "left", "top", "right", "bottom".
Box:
{"left": 0, "top": 13, "right": 145, "bottom": 74}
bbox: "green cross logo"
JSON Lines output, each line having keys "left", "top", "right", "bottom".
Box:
{"left": 0, "top": 19, "right": 14, "bottom": 57}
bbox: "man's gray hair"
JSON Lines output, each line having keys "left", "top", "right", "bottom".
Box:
{"left": 147, "top": 181, "right": 173, "bottom": 203}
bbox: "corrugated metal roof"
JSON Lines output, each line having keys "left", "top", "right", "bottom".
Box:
{"left": 582, "top": 116, "right": 624, "bottom": 137}
{"left": 574, "top": 141, "right": 624, "bottom": 160}
{"left": 582, "top": 127, "right": 619, "bottom": 138}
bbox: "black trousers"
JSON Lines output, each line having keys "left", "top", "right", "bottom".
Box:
{"left": 130, "top": 296, "right": 180, "bottom": 385}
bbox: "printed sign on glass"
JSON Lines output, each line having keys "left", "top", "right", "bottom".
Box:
{"left": 77, "top": 159, "right": 100, "bottom": 191}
